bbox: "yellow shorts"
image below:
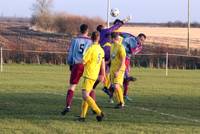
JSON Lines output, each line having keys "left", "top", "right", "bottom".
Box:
{"left": 110, "top": 70, "right": 125, "bottom": 86}
{"left": 82, "top": 77, "right": 95, "bottom": 92}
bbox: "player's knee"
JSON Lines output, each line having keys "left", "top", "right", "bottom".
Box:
{"left": 82, "top": 89, "right": 89, "bottom": 100}
{"left": 114, "top": 84, "right": 120, "bottom": 90}
{"left": 70, "top": 84, "right": 77, "bottom": 91}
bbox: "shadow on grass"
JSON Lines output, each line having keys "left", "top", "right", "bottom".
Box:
{"left": 0, "top": 92, "right": 81, "bottom": 120}
{"left": 0, "top": 92, "right": 200, "bottom": 126}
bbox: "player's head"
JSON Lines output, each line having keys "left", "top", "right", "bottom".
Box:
{"left": 80, "top": 24, "right": 88, "bottom": 34}
{"left": 96, "top": 25, "right": 105, "bottom": 32}
{"left": 137, "top": 33, "right": 146, "bottom": 45}
{"left": 91, "top": 31, "right": 100, "bottom": 43}
{"left": 111, "top": 32, "right": 120, "bottom": 43}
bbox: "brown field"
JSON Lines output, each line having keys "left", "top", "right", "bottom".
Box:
{"left": 1, "top": 21, "right": 200, "bottom": 52}
{"left": 121, "top": 26, "right": 200, "bottom": 49}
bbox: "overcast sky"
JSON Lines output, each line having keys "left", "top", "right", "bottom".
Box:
{"left": 0, "top": 0, "right": 199, "bottom": 23}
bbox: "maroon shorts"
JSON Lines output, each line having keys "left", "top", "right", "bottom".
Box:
{"left": 69, "top": 63, "right": 84, "bottom": 84}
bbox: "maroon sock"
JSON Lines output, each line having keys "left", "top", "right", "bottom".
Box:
{"left": 66, "top": 89, "right": 74, "bottom": 108}
{"left": 89, "top": 90, "right": 96, "bottom": 102}
{"left": 123, "top": 81, "right": 129, "bottom": 96}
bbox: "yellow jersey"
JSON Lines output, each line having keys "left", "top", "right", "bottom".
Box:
{"left": 118, "top": 36, "right": 124, "bottom": 44}
{"left": 110, "top": 42, "right": 126, "bottom": 73}
{"left": 83, "top": 43, "right": 105, "bottom": 80}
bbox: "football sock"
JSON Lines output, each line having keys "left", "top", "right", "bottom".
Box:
{"left": 86, "top": 96, "right": 101, "bottom": 116}
{"left": 118, "top": 87, "right": 125, "bottom": 105}
{"left": 114, "top": 90, "right": 120, "bottom": 103}
{"left": 123, "top": 81, "right": 129, "bottom": 96}
{"left": 80, "top": 101, "right": 89, "bottom": 118}
{"left": 66, "top": 89, "right": 74, "bottom": 108}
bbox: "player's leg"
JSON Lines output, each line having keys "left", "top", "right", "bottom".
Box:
{"left": 80, "top": 78, "right": 104, "bottom": 121}
{"left": 82, "top": 90, "right": 104, "bottom": 121}
{"left": 89, "top": 90, "right": 96, "bottom": 101}
{"left": 79, "top": 100, "right": 89, "bottom": 122}
{"left": 114, "top": 84, "right": 125, "bottom": 108}
{"left": 108, "top": 84, "right": 114, "bottom": 103}
{"left": 90, "top": 79, "right": 100, "bottom": 102}
{"left": 113, "top": 71, "right": 125, "bottom": 108}
{"left": 61, "top": 64, "right": 84, "bottom": 115}
{"left": 114, "top": 85, "right": 120, "bottom": 103}
{"left": 102, "top": 73, "right": 112, "bottom": 97}
{"left": 123, "top": 69, "right": 131, "bottom": 100}
{"left": 123, "top": 58, "right": 133, "bottom": 101}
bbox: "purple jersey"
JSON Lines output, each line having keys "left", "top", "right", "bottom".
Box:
{"left": 103, "top": 42, "right": 111, "bottom": 73}
{"left": 67, "top": 36, "right": 92, "bottom": 65}
{"left": 99, "top": 22, "right": 123, "bottom": 46}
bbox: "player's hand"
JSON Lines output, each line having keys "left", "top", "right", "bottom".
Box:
{"left": 123, "top": 15, "right": 132, "bottom": 23}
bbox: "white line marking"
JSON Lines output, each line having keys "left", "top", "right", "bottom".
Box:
{"left": 44, "top": 92, "right": 200, "bottom": 123}
{"left": 135, "top": 106, "right": 200, "bottom": 123}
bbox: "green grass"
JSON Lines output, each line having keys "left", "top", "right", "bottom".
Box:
{"left": 0, "top": 64, "right": 200, "bottom": 134}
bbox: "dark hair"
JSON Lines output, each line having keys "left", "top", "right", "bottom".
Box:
{"left": 113, "top": 19, "right": 123, "bottom": 25}
{"left": 138, "top": 33, "right": 146, "bottom": 39}
{"left": 96, "top": 25, "right": 104, "bottom": 32}
{"left": 111, "top": 32, "right": 119, "bottom": 39}
{"left": 91, "top": 31, "right": 100, "bottom": 42}
{"left": 80, "top": 24, "right": 88, "bottom": 34}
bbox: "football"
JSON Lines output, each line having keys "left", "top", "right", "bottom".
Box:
{"left": 110, "top": 8, "right": 120, "bottom": 17}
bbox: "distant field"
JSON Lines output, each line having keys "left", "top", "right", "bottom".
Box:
{"left": 1, "top": 21, "right": 200, "bottom": 52}
{"left": 0, "top": 64, "right": 200, "bottom": 134}
{"left": 121, "top": 26, "right": 200, "bottom": 49}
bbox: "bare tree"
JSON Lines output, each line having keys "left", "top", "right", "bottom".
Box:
{"left": 31, "top": 0, "right": 54, "bottom": 31}
{"left": 32, "top": 0, "right": 53, "bottom": 16}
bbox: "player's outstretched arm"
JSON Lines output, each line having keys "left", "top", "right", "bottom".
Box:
{"left": 107, "top": 19, "right": 124, "bottom": 33}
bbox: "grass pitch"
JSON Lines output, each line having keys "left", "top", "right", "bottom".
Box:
{"left": 0, "top": 64, "right": 200, "bottom": 134}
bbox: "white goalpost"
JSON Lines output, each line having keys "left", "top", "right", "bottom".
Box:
{"left": 1, "top": 47, "right": 3, "bottom": 72}
{"left": 107, "top": 0, "right": 111, "bottom": 28}
{"left": 166, "top": 52, "right": 168, "bottom": 76}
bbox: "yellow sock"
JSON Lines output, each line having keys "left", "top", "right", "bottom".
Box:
{"left": 117, "top": 87, "right": 125, "bottom": 105}
{"left": 80, "top": 100, "right": 89, "bottom": 118}
{"left": 86, "top": 96, "right": 101, "bottom": 115}
{"left": 114, "top": 90, "right": 120, "bottom": 103}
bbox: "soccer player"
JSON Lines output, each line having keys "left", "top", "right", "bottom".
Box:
{"left": 96, "top": 19, "right": 124, "bottom": 46}
{"left": 79, "top": 31, "right": 105, "bottom": 122}
{"left": 92, "top": 19, "right": 125, "bottom": 97}
{"left": 101, "top": 40, "right": 114, "bottom": 103}
{"left": 110, "top": 32, "right": 126, "bottom": 108}
{"left": 61, "top": 24, "right": 92, "bottom": 115}
{"left": 121, "top": 33, "right": 146, "bottom": 101}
